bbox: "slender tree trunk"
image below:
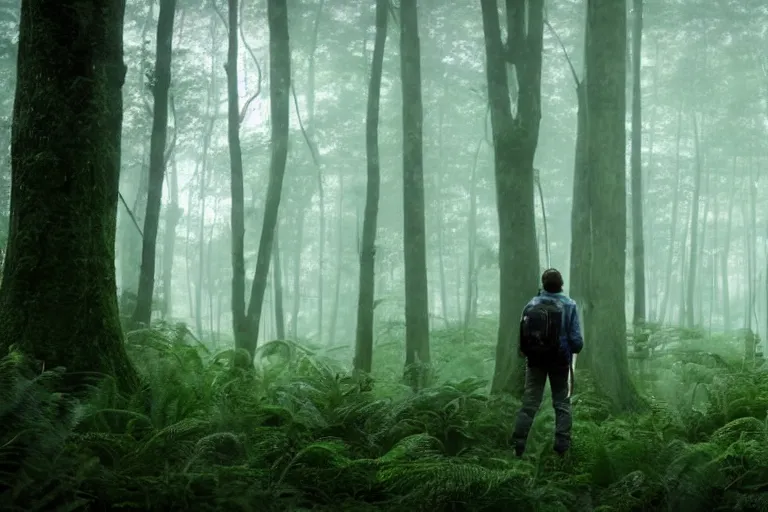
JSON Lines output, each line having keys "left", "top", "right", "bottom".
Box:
{"left": 354, "top": 90, "right": 384, "bottom": 371}
{"left": 400, "top": 0, "right": 430, "bottom": 389}
{"left": 435, "top": 106, "right": 450, "bottom": 327}
{"left": 162, "top": 153, "right": 181, "bottom": 319}
{"left": 685, "top": 113, "right": 703, "bottom": 329}
{"left": 722, "top": 156, "right": 737, "bottom": 329}
{"left": 291, "top": 210, "right": 304, "bottom": 338}
{"left": 273, "top": 226, "right": 285, "bottom": 339}
{"left": 242, "top": 0, "right": 290, "bottom": 357}
{"left": 307, "top": 0, "right": 325, "bottom": 344}
{"left": 0, "top": 0, "right": 138, "bottom": 390}
{"left": 630, "top": 0, "right": 645, "bottom": 325}
{"left": 195, "top": 21, "right": 218, "bottom": 338}
{"left": 658, "top": 103, "right": 683, "bottom": 325}
{"left": 643, "top": 39, "right": 659, "bottom": 320}
{"left": 464, "top": 138, "right": 482, "bottom": 330}
{"left": 481, "top": 0, "right": 543, "bottom": 396}
{"left": 328, "top": 173, "right": 344, "bottom": 342}
{"left": 226, "top": 0, "right": 248, "bottom": 349}
{"left": 133, "top": 0, "right": 177, "bottom": 326}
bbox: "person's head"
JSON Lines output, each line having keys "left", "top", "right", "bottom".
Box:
{"left": 541, "top": 268, "right": 564, "bottom": 293}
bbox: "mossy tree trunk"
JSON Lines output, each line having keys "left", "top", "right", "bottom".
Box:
{"left": 481, "top": 0, "right": 544, "bottom": 396}
{"left": 353, "top": 0, "right": 388, "bottom": 374}
{"left": 133, "top": 0, "right": 177, "bottom": 326}
{"left": 400, "top": 0, "right": 431, "bottom": 389}
{"left": 583, "top": 0, "right": 643, "bottom": 411}
{"left": 0, "top": 0, "right": 138, "bottom": 391}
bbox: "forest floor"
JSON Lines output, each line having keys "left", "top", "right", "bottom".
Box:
{"left": 2, "top": 319, "right": 767, "bottom": 511}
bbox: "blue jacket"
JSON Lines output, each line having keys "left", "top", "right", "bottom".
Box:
{"left": 521, "top": 290, "right": 584, "bottom": 362}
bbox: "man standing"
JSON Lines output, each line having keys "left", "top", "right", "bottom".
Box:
{"left": 512, "top": 268, "right": 584, "bottom": 457}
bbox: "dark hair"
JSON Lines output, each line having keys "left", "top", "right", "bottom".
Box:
{"left": 541, "top": 268, "right": 564, "bottom": 293}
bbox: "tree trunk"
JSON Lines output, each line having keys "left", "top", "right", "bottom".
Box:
{"left": 657, "top": 103, "right": 683, "bottom": 325}
{"left": 354, "top": 0, "right": 386, "bottom": 373}
{"left": 327, "top": 172, "right": 344, "bottom": 343}
{"left": 630, "top": 0, "right": 645, "bottom": 326}
{"left": 162, "top": 153, "right": 181, "bottom": 320}
{"left": 464, "top": 138, "right": 482, "bottom": 330}
{"left": 226, "top": 0, "right": 248, "bottom": 349}
{"left": 291, "top": 210, "right": 304, "bottom": 338}
{"left": 685, "top": 113, "right": 703, "bottom": 328}
{"left": 241, "top": 0, "right": 290, "bottom": 358}
{"left": 0, "top": 0, "right": 138, "bottom": 390}
{"left": 400, "top": 0, "right": 430, "bottom": 389}
{"left": 133, "top": 0, "right": 177, "bottom": 326}
{"left": 722, "top": 156, "right": 738, "bottom": 329}
{"left": 481, "top": 0, "right": 543, "bottom": 396}
{"left": 273, "top": 226, "right": 285, "bottom": 339}
{"left": 308, "top": 0, "right": 325, "bottom": 344}
{"left": 583, "top": 0, "right": 642, "bottom": 411}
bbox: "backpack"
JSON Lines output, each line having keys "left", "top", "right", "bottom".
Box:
{"left": 520, "top": 298, "right": 564, "bottom": 359}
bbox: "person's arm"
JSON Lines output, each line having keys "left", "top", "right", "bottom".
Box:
{"left": 568, "top": 304, "right": 584, "bottom": 354}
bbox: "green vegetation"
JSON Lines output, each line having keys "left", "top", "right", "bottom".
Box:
{"left": 2, "top": 323, "right": 767, "bottom": 511}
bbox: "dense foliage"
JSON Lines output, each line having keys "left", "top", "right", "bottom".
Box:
{"left": 1, "top": 324, "right": 766, "bottom": 511}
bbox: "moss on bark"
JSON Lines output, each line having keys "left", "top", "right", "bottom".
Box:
{"left": 0, "top": 0, "right": 138, "bottom": 391}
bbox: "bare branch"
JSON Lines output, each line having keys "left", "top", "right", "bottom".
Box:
{"left": 544, "top": 18, "right": 580, "bottom": 87}
{"left": 290, "top": 83, "right": 321, "bottom": 167}
{"left": 238, "top": 0, "right": 263, "bottom": 123}
{"left": 119, "top": 192, "right": 144, "bottom": 238}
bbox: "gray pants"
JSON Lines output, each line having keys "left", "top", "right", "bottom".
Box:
{"left": 512, "top": 364, "right": 572, "bottom": 453}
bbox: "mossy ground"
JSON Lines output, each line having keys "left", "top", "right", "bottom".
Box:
{"left": 1, "top": 319, "right": 767, "bottom": 511}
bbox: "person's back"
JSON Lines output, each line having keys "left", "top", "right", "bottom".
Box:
{"left": 512, "top": 268, "right": 584, "bottom": 457}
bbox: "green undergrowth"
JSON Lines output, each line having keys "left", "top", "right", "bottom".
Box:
{"left": 1, "top": 322, "right": 767, "bottom": 511}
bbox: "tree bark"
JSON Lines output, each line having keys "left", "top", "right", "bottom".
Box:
{"left": 241, "top": 0, "right": 290, "bottom": 358}
{"left": 400, "top": 0, "right": 430, "bottom": 389}
{"left": 0, "top": 0, "right": 138, "bottom": 390}
{"left": 353, "top": 0, "right": 387, "bottom": 374}
{"left": 481, "top": 0, "right": 543, "bottom": 396}
{"left": 583, "top": 0, "right": 642, "bottom": 411}
{"left": 226, "top": 0, "right": 248, "bottom": 349}
{"left": 630, "top": 0, "right": 645, "bottom": 325}
{"left": 133, "top": 0, "right": 177, "bottom": 326}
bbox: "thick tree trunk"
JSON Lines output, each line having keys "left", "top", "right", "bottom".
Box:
{"left": 481, "top": 0, "right": 543, "bottom": 396}
{"left": 353, "top": 0, "right": 387, "bottom": 373}
{"left": 400, "top": 0, "right": 430, "bottom": 389}
{"left": 630, "top": 0, "right": 645, "bottom": 326}
{"left": 242, "top": 0, "right": 290, "bottom": 357}
{"left": 583, "top": 0, "right": 642, "bottom": 411}
{"left": 0, "top": 0, "right": 138, "bottom": 390}
{"left": 133, "top": 0, "right": 177, "bottom": 326}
